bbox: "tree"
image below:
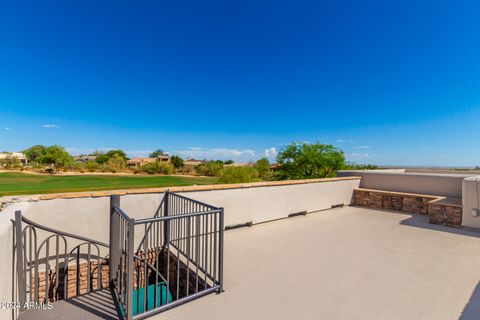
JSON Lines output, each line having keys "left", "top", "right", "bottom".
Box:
{"left": 85, "top": 161, "right": 101, "bottom": 172}
{"left": 219, "top": 166, "right": 260, "bottom": 183}
{"left": 103, "top": 153, "right": 127, "bottom": 173}
{"left": 255, "top": 157, "right": 271, "bottom": 179}
{"left": 149, "top": 149, "right": 167, "bottom": 158}
{"left": 275, "top": 142, "right": 345, "bottom": 179}
{"left": 136, "top": 162, "right": 174, "bottom": 175}
{"left": 40, "top": 145, "right": 73, "bottom": 172}
{"left": 24, "top": 145, "right": 46, "bottom": 163}
{"left": 170, "top": 155, "right": 184, "bottom": 169}
{"left": 224, "top": 160, "right": 234, "bottom": 165}
{"left": 196, "top": 161, "right": 224, "bottom": 176}
{"left": 96, "top": 149, "right": 127, "bottom": 164}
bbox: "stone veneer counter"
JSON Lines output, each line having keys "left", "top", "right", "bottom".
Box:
{"left": 353, "top": 188, "right": 462, "bottom": 227}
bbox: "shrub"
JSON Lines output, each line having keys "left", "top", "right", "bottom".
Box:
{"left": 196, "top": 161, "right": 224, "bottom": 176}
{"left": 170, "top": 156, "right": 184, "bottom": 169}
{"left": 0, "top": 155, "right": 22, "bottom": 170}
{"left": 96, "top": 149, "right": 128, "bottom": 164}
{"left": 254, "top": 158, "right": 272, "bottom": 179}
{"left": 85, "top": 161, "right": 101, "bottom": 172}
{"left": 138, "top": 162, "right": 174, "bottom": 175}
{"left": 178, "top": 165, "right": 196, "bottom": 174}
{"left": 103, "top": 154, "right": 127, "bottom": 173}
{"left": 68, "top": 161, "right": 86, "bottom": 173}
{"left": 219, "top": 166, "right": 260, "bottom": 183}
{"left": 343, "top": 163, "right": 378, "bottom": 170}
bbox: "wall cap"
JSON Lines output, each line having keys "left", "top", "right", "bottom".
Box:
{"left": 34, "top": 176, "right": 361, "bottom": 201}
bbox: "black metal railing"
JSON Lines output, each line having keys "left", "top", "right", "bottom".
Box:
{"left": 12, "top": 211, "right": 109, "bottom": 315}
{"left": 13, "top": 191, "right": 224, "bottom": 320}
{"left": 112, "top": 191, "right": 224, "bottom": 320}
{"left": 110, "top": 200, "right": 135, "bottom": 319}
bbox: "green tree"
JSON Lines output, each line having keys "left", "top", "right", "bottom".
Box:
{"left": 24, "top": 145, "right": 46, "bottom": 163}
{"left": 170, "top": 155, "right": 184, "bottom": 169}
{"left": 103, "top": 154, "right": 127, "bottom": 173}
{"left": 95, "top": 153, "right": 109, "bottom": 164}
{"left": 255, "top": 157, "right": 271, "bottom": 179}
{"left": 96, "top": 149, "right": 127, "bottom": 164}
{"left": 85, "top": 161, "right": 101, "bottom": 172}
{"left": 219, "top": 166, "right": 260, "bottom": 183}
{"left": 275, "top": 142, "right": 345, "bottom": 179}
{"left": 149, "top": 149, "right": 167, "bottom": 158}
{"left": 224, "top": 160, "right": 234, "bottom": 165}
{"left": 136, "top": 162, "right": 174, "bottom": 175}
{"left": 40, "top": 145, "right": 73, "bottom": 172}
{"left": 196, "top": 161, "right": 224, "bottom": 176}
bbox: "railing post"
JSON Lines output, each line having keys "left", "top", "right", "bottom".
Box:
{"left": 109, "top": 195, "right": 120, "bottom": 284}
{"left": 15, "top": 210, "right": 26, "bottom": 310}
{"left": 126, "top": 218, "right": 135, "bottom": 320}
{"left": 164, "top": 191, "right": 169, "bottom": 246}
{"left": 218, "top": 207, "right": 224, "bottom": 293}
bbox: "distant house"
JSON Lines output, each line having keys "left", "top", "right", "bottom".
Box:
{"left": 127, "top": 156, "right": 171, "bottom": 168}
{"left": 157, "top": 156, "right": 171, "bottom": 163}
{"left": 74, "top": 155, "right": 98, "bottom": 163}
{"left": 0, "top": 152, "right": 27, "bottom": 165}
{"left": 183, "top": 158, "right": 205, "bottom": 167}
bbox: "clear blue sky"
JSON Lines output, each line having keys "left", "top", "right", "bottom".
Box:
{"left": 1, "top": 0, "right": 479, "bottom": 166}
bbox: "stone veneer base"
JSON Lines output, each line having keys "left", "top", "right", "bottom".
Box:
{"left": 353, "top": 188, "right": 462, "bottom": 227}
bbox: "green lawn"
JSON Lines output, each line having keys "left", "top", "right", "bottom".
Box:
{"left": 0, "top": 172, "right": 218, "bottom": 196}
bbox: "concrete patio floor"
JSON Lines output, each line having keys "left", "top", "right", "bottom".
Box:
{"left": 155, "top": 206, "right": 480, "bottom": 320}
{"left": 17, "top": 206, "right": 480, "bottom": 320}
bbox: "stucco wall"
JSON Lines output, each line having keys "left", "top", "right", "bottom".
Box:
{"left": 462, "top": 176, "right": 480, "bottom": 229}
{"left": 0, "top": 202, "right": 32, "bottom": 320}
{"left": 338, "top": 171, "right": 468, "bottom": 198}
{"left": 14, "top": 178, "right": 360, "bottom": 243}
{"left": 0, "top": 178, "right": 360, "bottom": 319}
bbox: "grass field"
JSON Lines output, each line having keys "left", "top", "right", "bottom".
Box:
{"left": 0, "top": 172, "right": 218, "bottom": 196}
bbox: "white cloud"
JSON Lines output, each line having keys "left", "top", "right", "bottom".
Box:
{"left": 336, "top": 139, "right": 345, "bottom": 143}
{"left": 352, "top": 145, "right": 371, "bottom": 149}
{"left": 4, "top": 127, "right": 10, "bottom": 130}
{"left": 42, "top": 124, "right": 59, "bottom": 128}
{"left": 262, "top": 147, "right": 277, "bottom": 158}
{"left": 174, "top": 147, "right": 256, "bottom": 161}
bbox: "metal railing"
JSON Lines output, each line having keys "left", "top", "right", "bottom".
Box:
{"left": 12, "top": 211, "right": 109, "bottom": 315}
{"left": 13, "top": 191, "right": 224, "bottom": 320}
{"left": 113, "top": 191, "right": 224, "bottom": 320}
{"left": 110, "top": 197, "right": 135, "bottom": 320}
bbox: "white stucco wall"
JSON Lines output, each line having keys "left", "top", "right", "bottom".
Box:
{"left": 338, "top": 171, "right": 469, "bottom": 198}
{"left": 0, "top": 202, "right": 32, "bottom": 320}
{"left": 0, "top": 178, "right": 360, "bottom": 319}
{"left": 462, "top": 176, "right": 480, "bottom": 229}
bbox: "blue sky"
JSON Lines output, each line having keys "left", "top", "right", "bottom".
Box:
{"left": 1, "top": 0, "right": 480, "bottom": 166}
